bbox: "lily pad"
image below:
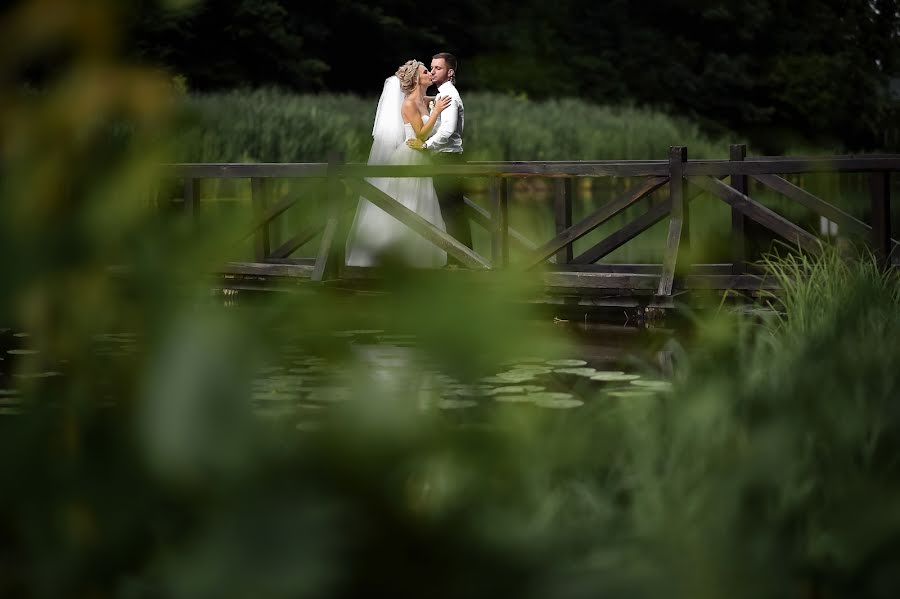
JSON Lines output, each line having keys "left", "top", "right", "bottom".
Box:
{"left": 14, "top": 371, "right": 62, "bottom": 379}
{"left": 289, "top": 366, "right": 321, "bottom": 375}
{"left": 253, "top": 392, "right": 292, "bottom": 402}
{"left": 438, "top": 399, "right": 478, "bottom": 410}
{"left": 376, "top": 334, "right": 417, "bottom": 342}
{"left": 445, "top": 385, "right": 495, "bottom": 397}
{"left": 607, "top": 390, "right": 655, "bottom": 399}
{"left": 494, "top": 395, "right": 534, "bottom": 403}
{"left": 545, "top": 359, "right": 587, "bottom": 367}
{"left": 495, "top": 371, "right": 537, "bottom": 383}
{"left": 630, "top": 380, "right": 673, "bottom": 391}
{"left": 590, "top": 372, "right": 641, "bottom": 382}
{"left": 479, "top": 376, "right": 511, "bottom": 385}
{"left": 333, "top": 329, "right": 384, "bottom": 338}
{"left": 509, "top": 365, "right": 554, "bottom": 374}
{"left": 528, "top": 392, "right": 576, "bottom": 402}
{"left": 554, "top": 367, "right": 597, "bottom": 377}
{"left": 534, "top": 397, "right": 584, "bottom": 409}
{"left": 491, "top": 385, "right": 546, "bottom": 395}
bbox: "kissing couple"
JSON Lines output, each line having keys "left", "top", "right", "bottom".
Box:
{"left": 345, "top": 53, "right": 470, "bottom": 268}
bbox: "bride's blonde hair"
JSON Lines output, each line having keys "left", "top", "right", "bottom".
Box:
{"left": 395, "top": 60, "right": 422, "bottom": 95}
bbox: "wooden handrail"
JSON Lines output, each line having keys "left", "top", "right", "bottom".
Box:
{"left": 164, "top": 155, "right": 900, "bottom": 180}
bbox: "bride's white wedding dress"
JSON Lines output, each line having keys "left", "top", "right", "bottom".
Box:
{"left": 345, "top": 115, "right": 448, "bottom": 268}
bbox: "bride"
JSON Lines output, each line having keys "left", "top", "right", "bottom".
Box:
{"left": 345, "top": 60, "right": 452, "bottom": 267}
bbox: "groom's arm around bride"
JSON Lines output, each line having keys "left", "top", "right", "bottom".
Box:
{"left": 407, "top": 52, "right": 471, "bottom": 255}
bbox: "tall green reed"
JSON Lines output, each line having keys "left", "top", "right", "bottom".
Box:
{"left": 175, "top": 88, "right": 742, "bottom": 163}
{"left": 605, "top": 245, "right": 900, "bottom": 598}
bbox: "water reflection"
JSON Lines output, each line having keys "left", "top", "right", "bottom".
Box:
{"left": 1, "top": 315, "right": 676, "bottom": 422}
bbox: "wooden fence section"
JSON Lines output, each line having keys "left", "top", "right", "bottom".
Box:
{"left": 163, "top": 146, "right": 899, "bottom": 299}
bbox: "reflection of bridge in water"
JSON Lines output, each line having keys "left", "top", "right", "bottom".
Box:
{"left": 164, "top": 145, "right": 898, "bottom": 306}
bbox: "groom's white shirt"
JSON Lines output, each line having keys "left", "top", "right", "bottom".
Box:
{"left": 424, "top": 81, "right": 464, "bottom": 153}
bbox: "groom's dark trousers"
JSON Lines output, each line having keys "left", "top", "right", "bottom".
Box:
{"left": 431, "top": 151, "right": 472, "bottom": 261}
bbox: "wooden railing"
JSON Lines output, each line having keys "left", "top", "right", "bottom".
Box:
{"left": 162, "top": 146, "right": 899, "bottom": 297}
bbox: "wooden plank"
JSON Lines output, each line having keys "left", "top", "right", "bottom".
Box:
{"left": 164, "top": 156, "right": 899, "bottom": 181}
{"left": 344, "top": 178, "right": 491, "bottom": 269}
{"left": 183, "top": 177, "right": 198, "bottom": 217}
{"left": 223, "top": 261, "right": 315, "bottom": 278}
{"left": 523, "top": 175, "right": 669, "bottom": 269}
{"left": 339, "top": 162, "right": 669, "bottom": 178}
{"left": 554, "top": 178, "right": 574, "bottom": 264}
{"left": 490, "top": 178, "right": 510, "bottom": 268}
{"left": 751, "top": 173, "right": 870, "bottom": 236}
{"left": 250, "top": 177, "right": 269, "bottom": 261}
{"left": 573, "top": 199, "right": 672, "bottom": 264}
{"left": 657, "top": 147, "right": 687, "bottom": 297}
{"left": 269, "top": 223, "right": 325, "bottom": 259}
{"left": 685, "top": 156, "right": 900, "bottom": 177}
{"left": 869, "top": 171, "right": 892, "bottom": 264}
{"left": 547, "top": 263, "right": 734, "bottom": 275}
{"left": 265, "top": 180, "right": 282, "bottom": 249}
{"left": 542, "top": 271, "right": 660, "bottom": 290}
{"left": 730, "top": 145, "right": 747, "bottom": 275}
{"left": 657, "top": 218, "right": 683, "bottom": 296}
{"left": 690, "top": 175, "right": 822, "bottom": 255}
{"left": 250, "top": 193, "right": 299, "bottom": 232}
{"left": 312, "top": 155, "right": 344, "bottom": 281}
{"left": 463, "top": 196, "right": 538, "bottom": 251}
{"left": 166, "top": 163, "right": 329, "bottom": 178}
{"left": 164, "top": 156, "right": 900, "bottom": 181}
{"left": 542, "top": 270, "right": 778, "bottom": 291}
{"left": 683, "top": 274, "right": 779, "bottom": 290}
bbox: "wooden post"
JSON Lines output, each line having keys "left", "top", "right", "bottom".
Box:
{"left": 265, "top": 179, "right": 282, "bottom": 250}
{"left": 490, "top": 177, "right": 510, "bottom": 268}
{"left": 554, "top": 178, "right": 573, "bottom": 264}
{"left": 312, "top": 153, "right": 345, "bottom": 281}
{"left": 676, "top": 147, "right": 690, "bottom": 259}
{"left": 869, "top": 171, "right": 892, "bottom": 267}
{"left": 730, "top": 144, "right": 747, "bottom": 274}
{"left": 657, "top": 146, "right": 688, "bottom": 297}
{"left": 183, "top": 177, "right": 198, "bottom": 219}
{"left": 251, "top": 177, "right": 270, "bottom": 262}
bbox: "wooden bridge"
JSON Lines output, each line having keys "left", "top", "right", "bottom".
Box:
{"left": 164, "top": 145, "right": 899, "bottom": 305}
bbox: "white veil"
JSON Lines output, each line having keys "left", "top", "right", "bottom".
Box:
{"left": 368, "top": 75, "right": 405, "bottom": 166}
{"left": 345, "top": 75, "right": 406, "bottom": 263}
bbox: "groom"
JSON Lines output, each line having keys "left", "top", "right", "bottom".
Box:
{"left": 407, "top": 52, "right": 472, "bottom": 258}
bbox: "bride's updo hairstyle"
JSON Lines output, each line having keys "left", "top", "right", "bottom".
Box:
{"left": 395, "top": 60, "right": 422, "bottom": 95}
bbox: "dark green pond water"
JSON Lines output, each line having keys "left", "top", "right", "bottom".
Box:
{"left": 0, "top": 318, "right": 675, "bottom": 421}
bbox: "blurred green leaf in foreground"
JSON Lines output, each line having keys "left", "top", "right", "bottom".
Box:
{"left": 3, "top": 3, "right": 900, "bottom": 599}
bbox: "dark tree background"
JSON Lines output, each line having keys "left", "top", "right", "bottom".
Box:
{"left": 128, "top": 0, "right": 900, "bottom": 151}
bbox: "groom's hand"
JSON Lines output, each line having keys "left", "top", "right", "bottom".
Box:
{"left": 406, "top": 139, "right": 425, "bottom": 151}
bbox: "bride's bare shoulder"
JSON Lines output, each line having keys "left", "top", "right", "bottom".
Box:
{"left": 401, "top": 97, "right": 420, "bottom": 119}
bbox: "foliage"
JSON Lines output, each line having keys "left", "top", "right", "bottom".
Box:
{"left": 128, "top": 0, "right": 900, "bottom": 151}
{"left": 4, "top": 3, "right": 900, "bottom": 598}
{"left": 172, "top": 88, "right": 741, "bottom": 163}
